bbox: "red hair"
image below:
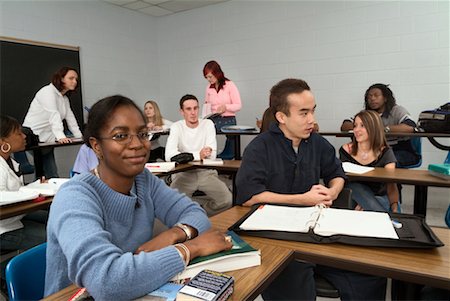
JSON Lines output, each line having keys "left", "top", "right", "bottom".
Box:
{"left": 203, "top": 60, "right": 229, "bottom": 91}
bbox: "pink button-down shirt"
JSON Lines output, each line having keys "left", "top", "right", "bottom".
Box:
{"left": 204, "top": 80, "right": 242, "bottom": 117}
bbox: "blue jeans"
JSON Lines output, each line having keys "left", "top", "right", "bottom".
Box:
{"left": 40, "top": 148, "right": 59, "bottom": 178}
{"left": 210, "top": 116, "right": 236, "bottom": 160}
{"left": 347, "top": 182, "right": 390, "bottom": 212}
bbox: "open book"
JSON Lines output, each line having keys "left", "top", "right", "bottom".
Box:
{"left": 172, "top": 231, "right": 260, "bottom": 281}
{"left": 19, "top": 178, "right": 69, "bottom": 196}
{"left": 239, "top": 205, "right": 398, "bottom": 240}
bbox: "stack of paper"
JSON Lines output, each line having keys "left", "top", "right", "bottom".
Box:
{"left": 202, "top": 158, "right": 224, "bottom": 166}
{"left": 19, "top": 178, "right": 69, "bottom": 196}
{"left": 342, "top": 162, "right": 374, "bottom": 174}
{"left": 0, "top": 190, "right": 40, "bottom": 206}
{"left": 145, "top": 162, "right": 176, "bottom": 173}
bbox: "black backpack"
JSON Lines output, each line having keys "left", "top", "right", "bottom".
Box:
{"left": 418, "top": 102, "right": 450, "bottom": 133}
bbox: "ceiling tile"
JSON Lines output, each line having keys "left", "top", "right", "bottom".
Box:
{"left": 158, "top": 0, "right": 216, "bottom": 12}
{"left": 123, "top": 1, "right": 152, "bottom": 10}
{"left": 139, "top": 5, "right": 173, "bottom": 16}
{"left": 142, "top": 0, "right": 170, "bottom": 4}
{"left": 103, "top": 0, "right": 137, "bottom": 5}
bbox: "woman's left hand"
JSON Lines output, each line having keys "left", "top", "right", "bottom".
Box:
{"left": 217, "top": 105, "right": 226, "bottom": 114}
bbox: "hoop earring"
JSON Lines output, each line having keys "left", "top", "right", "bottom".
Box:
{"left": 1, "top": 143, "right": 11, "bottom": 153}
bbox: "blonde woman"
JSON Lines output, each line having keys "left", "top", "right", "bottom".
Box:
{"left": 144, "top": 100, "right": 172, "bottom": 162}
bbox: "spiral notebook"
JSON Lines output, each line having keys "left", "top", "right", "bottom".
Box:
{"left": 239, "top": 204, "right": 398, "bottom": 240}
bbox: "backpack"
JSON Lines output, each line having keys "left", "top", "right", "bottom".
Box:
{"left": 418, "top": 102, "right": 450, "bottom": 133}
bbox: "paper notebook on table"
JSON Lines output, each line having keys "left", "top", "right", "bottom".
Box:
{"left": 202, "top": 158, "right": 224, "bottom": 166}
{"left": 145, "top": 162, "right": 176, "bottom": 173}
{"left": 342, "top": 162, "right": 374, "bottom": 174}
{"left": 19, "top": 178, "right": 69, "bottom": 196}
{"left": 239, "top": 204, "right": 398, "bottom": 240}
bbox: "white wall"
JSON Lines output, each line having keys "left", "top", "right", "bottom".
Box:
{"left": 1, "top": 0, "right": 449, "bottom": 176}
{"left": 156, "top": 0, "right": 450, "bottom": 168}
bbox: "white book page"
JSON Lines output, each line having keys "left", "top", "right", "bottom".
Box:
{"left": 239, "top": 205, "right": 318, "bottom": 233}
{"left": 19, "top": 178, "right": 69, "bottom": 196}
{"left": 314, "top": 208, "right": 398, "bottom": 239}
{"left": 342, "top": 162, "right": 374, "bottom": 174}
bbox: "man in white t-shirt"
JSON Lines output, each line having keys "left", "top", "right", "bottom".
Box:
{"left": 165, "top": 94, "right": 232, "bottom": 215}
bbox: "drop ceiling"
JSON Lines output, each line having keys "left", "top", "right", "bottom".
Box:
{"left": 103, "top": 0, "right": 230, "bottom": 17}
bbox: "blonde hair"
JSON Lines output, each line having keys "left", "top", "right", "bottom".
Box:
{"left": 351, "top": 110, "right": 388, "bottom": 156}
{"left": 144, "top": 100, "right": 164, "bottom": 126}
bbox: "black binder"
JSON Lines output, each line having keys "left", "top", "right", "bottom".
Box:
{"left": 228, "top": 204, "right": 444, "bottom": 249}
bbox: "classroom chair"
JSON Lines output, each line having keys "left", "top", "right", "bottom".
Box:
{"left": 5, "top": 243, "right": 47, "bottom": 301}
{"left": 399, "top": 137, "right": 422, "bottom": 169}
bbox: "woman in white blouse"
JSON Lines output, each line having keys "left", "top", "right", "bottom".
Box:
{"left": 0, "top": 115, "right": 46, "bottom": 255}
{"left": 23, "top": 67, "right": 83, "bottom": 178}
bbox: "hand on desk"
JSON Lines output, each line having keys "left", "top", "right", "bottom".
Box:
{"left": 200, "top": 147, "right": 212, "bottom": 160}
{"left": 135, "top": 226, "right": 190, "bottom": 254}
{"left": 58, "top": 137, "right": 73, "bottom": 144}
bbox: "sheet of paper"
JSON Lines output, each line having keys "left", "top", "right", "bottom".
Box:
{"left": 315, "top": 208, "right": 399, "bottom": 239}
{"left": 342, "top": 162, "right": 374, "bottom": 174}
{"left": 239, "top": 205, "right": 318, "bottom": 233}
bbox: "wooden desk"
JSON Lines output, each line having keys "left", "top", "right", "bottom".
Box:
{"left": 347, "top": 167, "right": 450, "bottom": 216}
{"left": 213, "top": 206, "right": 450, "bottom": 290}
{"left": 42, "top": 212, "right": 294, "bottom": 301}
{"left": 0, "top": 198, "right": 52, "bottom": 220}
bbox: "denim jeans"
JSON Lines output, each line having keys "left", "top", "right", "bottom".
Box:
{"left": 210, "top": 116, "right": 236, "bottom": 160}
{"left": 346, "top": 182, "right": 390, "bottom": 212}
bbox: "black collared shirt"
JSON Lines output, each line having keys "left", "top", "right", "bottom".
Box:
{"left": 236, "top": 123, "right": 346, "bottom": 204}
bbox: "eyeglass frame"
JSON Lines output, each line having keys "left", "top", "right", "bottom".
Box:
{"left": 97, "top": 131, "right": 153, "bottom": 145}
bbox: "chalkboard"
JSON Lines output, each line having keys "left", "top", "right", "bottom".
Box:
{"left": 0, "top": 37, "right": 83, "bottom": 127}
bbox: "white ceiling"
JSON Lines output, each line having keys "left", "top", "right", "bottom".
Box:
{"left": 103, "top": 0, "right": 229, "bottom": 17}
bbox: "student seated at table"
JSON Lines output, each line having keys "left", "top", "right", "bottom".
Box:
{"left": 340, "top": 83, "right": 420, "bottom": 167}
{"left": 339, "top": 110, "right": 399, "bottom": 213}
{"left": 0, "top": 115, "right": 47, "bottom": 273}
{"left": 144, "top": 100, "right": 173, "bottom": 162}
{"left": 72, "top": 144, "right": 98, "bottom": 175}
{"left": 23, "top": 67, "right": 83, "bottom": 178}
{"left": 236, "top": 78, "right": 387, "bottom": 300}
{"left": 165, "top": 94, "right": 232, "bottom": 216}
{"left": 44, "top": 95, "right": 232, "bottom": 300}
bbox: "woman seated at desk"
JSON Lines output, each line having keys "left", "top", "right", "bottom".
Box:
{"left": 339, "top": 110, "right": 399, "bottom": 212}
{"left": 44, "top": 95, "right": 232, "bottom": 300}
{"left": 0, "top": 115, "right": 47, "bottom": 264}
{"left": 144, "top": 100, "right": 172, "bottom": 162}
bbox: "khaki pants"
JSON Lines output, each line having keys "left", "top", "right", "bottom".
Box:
{"left": 171, "top": 169, "right": 232, "bottom": 213}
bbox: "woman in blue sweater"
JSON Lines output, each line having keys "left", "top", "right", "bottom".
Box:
{"left": 44, "top": 95, "right": 232, "bottom": 300}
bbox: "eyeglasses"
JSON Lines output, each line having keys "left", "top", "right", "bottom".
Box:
{"left": 98, "top": 132, "right": 153, "bottom": 145}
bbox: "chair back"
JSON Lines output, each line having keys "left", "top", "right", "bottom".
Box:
{"left": 445, "top": 151, "right": 450, "bottom": 164}
{"left": 401, "top": 137, "right": 422, "bottom": 168}
{"left": 5, "top": 243, "right": 47, "bottom": 301}
{"left": 332, "top": 188, "right": 353, "bottom": 209}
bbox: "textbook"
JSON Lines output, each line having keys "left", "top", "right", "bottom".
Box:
{"left": 172, "top": 231, "right": 260, "bottom": 281}
{"left": 230, "top": 204, "right": 444, "bottom": 248}
{"left": 239, "top": 204, "right": 398, "bottom": 239}
{"left": 145, "top": 162, "right": 176, "bottom": 173}
{"left": 19, "top": 178, "right": 69, "bottom": 196}
{"left": 177, "top": 270, "right": 234, "bottom": 301}
{"left": 202, "top": 158, "right": 224, "bottom": 166}
{"left": 342, "top": 162, "right": 374, "bottom": 174}
{"left": 428, "top": 164, "right": 450, "bottom": 181}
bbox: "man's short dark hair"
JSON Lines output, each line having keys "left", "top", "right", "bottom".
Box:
{"left": 179, "top": 94, "right": 198, "bottom": 109}
{"left": 269, "top": 78, "right": 310, "bottom": 117}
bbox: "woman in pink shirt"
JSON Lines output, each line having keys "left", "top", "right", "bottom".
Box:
{"left": 203, "top": 61, "right": 242, "bottom": 159}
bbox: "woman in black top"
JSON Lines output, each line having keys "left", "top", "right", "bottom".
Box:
{"left": 339, "top": 110, "right": 399, "bottom": 212}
